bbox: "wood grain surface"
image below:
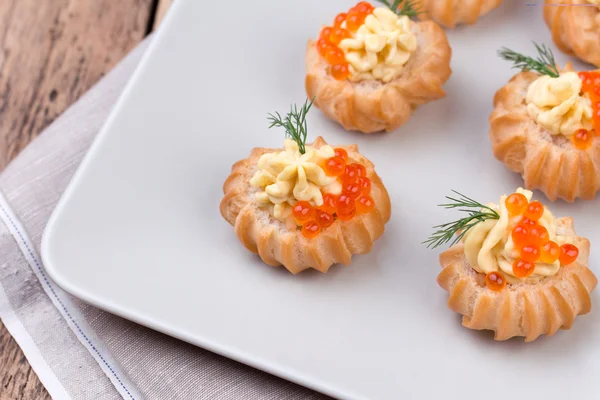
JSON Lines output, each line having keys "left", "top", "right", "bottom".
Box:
{"left": 0, "top": 0, "right": 172, "bottom": 398}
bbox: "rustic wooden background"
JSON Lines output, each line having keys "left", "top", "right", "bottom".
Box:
{"left": 0, "top": 0, "right": 172, "bottom": 398}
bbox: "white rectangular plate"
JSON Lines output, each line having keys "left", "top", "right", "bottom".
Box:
{"left": 42, "top": 1, "right": 600, "bottom": 399}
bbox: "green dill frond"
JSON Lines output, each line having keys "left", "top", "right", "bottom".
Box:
{"left": 498, "top": 42, "right": 560, "bottom": 78}
{"left": 423, "top": 191, "right": 500, "bottom": 249}
{"left": 267, "top": 98, "right": 314, "bottom": 154}
{"left": 376, "top": 0, "right": 421, "bottom": 17}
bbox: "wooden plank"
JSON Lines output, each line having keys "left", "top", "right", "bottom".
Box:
{"left": 0, "top": 0, "right": 154, "bottom": 169}
{"left": 153, "top": 0, "right": 174, "bottom": 30}
{"left": 0, "top": 320, "right": 50, "bottom": 400}
{"left": 0, "top": 0, "right": 156, "bottom": 398}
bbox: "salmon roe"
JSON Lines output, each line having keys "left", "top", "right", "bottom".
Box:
{"left": 572, "top": 129, "right": 594, "bottom": 150}
{"left": 356, "top": 177, "right": 371, "bottom": 194}
{"left": 295, "top": 159, "right": 373, "bottom": 238}
{"left": 330, "top": 27, "right": 351, "bottom": 45}
{"left": 344, "top": 182, "right": 362, "bottom": 198}
{"left": 559, "top": 244, "right": 579, "bottom": 266}
{"left": 320, "top": 27, "right": 334, "bottom": 41}
{"left": 499, "top": 192, "right": 580, "bottom": 284}
{"left": 505, "top": 193, "right": 528, "bottom": 215}
{"left": 325, "top": 46, "right": 346, "bottom": 65}
{"left": 324, "top": 156, "right": 346, "bottom": 177}
{"left": 316, "top": 2, "right": 376, "bottom": 80}
{"left": 331, "top": 63, "right": 350, "bottom": 81}
{"left": 520, "top": 245, "right": 540, "bottom": 263}
{"left": 513, "top": 259, "right": 535, "bottom": 278}
{"left": 302, "top": 221, "right": 321, "bottom": 238}
{"left": 320, "top": 193, "right": 338, "bottom": 214}
{"left": 337, "top": 194, "right": 356, "bottom": 215}
{"left": 316, "top": 38, "right": 332, "bottom": 57}
{"left": 354, "top": 163, "right": 367, "bottom": 178}
{"left": 523, "top": 201, "right": 544, "bottom": 221}
{"left": 293, "top": 201, "right": 315, "bottom": 224}
{"left": 337, "top": 207, "right": 357, "bottom": 221}
{"left": 356, "top": 195, "right": 375, "bottom": 213}
{"left": 578, "top": 71, "right": 600, "bottom": 138}
{"left": 511, "top": 224, "right": 530, "bottom": 249}
{"left": 528, "top": 224, "right": 549, "bottom": 246}
{"left": 316, "top": 211, "right": 335, "bottom": 228}
{"left": 342, "top": 164, "right": 360, "bottom": 183}
{"left": 540, "top": 241, "right": 560, "bottom": 264}
{"left": 333, "top": 13, "right": 347, "bottom": 28}
{"left": 485, "top": 272, "right": 507, "bottom": 291}
{"left": 334, "top": 148, "right": 348, "bottom": 163}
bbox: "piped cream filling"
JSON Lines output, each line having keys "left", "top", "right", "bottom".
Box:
{"left": 339, "top": 7, "right": 417, "bottom": 83}
{"left": 526, "top": 72, "right": 594, "bottom": 137}
{"left": 462, "top": 188, "right": 575, "bottom": 284}
{"left": 250, "top": 140, "right": 342, "bottom": 220}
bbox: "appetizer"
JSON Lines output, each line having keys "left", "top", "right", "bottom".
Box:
{"left": 415, "top": 0, "right": 503, "bottom": 28}
{"left": 305, "top": 1, "right": 451, "bottom": 134}
{"left": 490, "top": 43, "right": 600, "bottom": 201}
{"left": 544, "top": 0, "right": 600, "bottom": 68}
{"left": 220, "top": 99, "right": 391, "bottom": 274}
{"left": 427, "top": 189, "right": 597, "bottom": 341}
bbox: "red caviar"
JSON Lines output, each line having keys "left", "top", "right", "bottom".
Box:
{"left": 316, "top": 211, "right": 335, "bottom": 228}
{"left": 302, "top": 221, "right": 321, "bottom": 238}
{"left": 331, "top": 63, "right": 350, "bottom": 81}
{"left": 293, "top": 201, "right": 315, "bottom": 224}
{"left": 505, "top": 193, "right": 528, "bottom": 215}
{"left": 540, "top": 241, "right": 560, "bottom": 264}
{"left": 324, "top": 156, "right": 346, "bottom": 176}
{"left": 513, "top": 259, "right": 535, "bottom": 278}
{"left": 296, "top": 160, "right": 373, "bottom": 238}
{"left": 333, "top": 13, "right": 347, "bottom": 28}
{"left": 330, "top": 27, "right": 351, "bottom": 45}
{"left": 524, "top": 201, "right": 544, "bottom": 221}
{"left": 337, "top": 194, "right": 356, "bottom": 215}
{"left": 317, "top": 38, "right": 332, "bottom": 57}
{"left": 356, "top": 177, "right": 371, "bottom": 194}
{"left": 320, "top": 193, "right": 338, "bottom": 214}
{"left": 320, "top": 27, "right": 334, "bottom": 41}
{"left": 559, "top": 243, "right": 579, "bottom": 266}
{"left": 324, "top": 46, "right": 346, "bottom": 65}
{"left": 573, "top": 129, "right": 593, "bottom": 150}
{"left": 485, "top": 272, "right": 507, "bottom": 291}
{"left": 356, "top": 195, "right": 375, "bottom": 213}
{"left": 344, "top": 182, "right": 362, "bottom": 198}
{"left": 511, "top": 224, "right": 530, "bottom": 249}
{"left": 334, "top": 148, "right": 348, "bottom": 162}
{"left": 520, "top": 245, "right": 541, "bottom": 263}
{"left": 342, "top": 164, "right": 359, "bottom": 183}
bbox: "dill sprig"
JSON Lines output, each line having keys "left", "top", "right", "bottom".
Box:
{"left": 498, "top": 42, "right": 560, "bottom": 78}
{"left": 424, "top": 191, "right": 500, "bottom": 250}
{"left": 376, "top": 0, "right": 421, "bottom": 17}
{"left": 267, "top": 98, "right": 314, "bottom": 154}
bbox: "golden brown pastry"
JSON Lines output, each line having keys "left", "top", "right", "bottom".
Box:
{"left": 490, "top": 44, "right": 600, "bottom": 202}
{"left": 544, "top": 0, "right": 600, "bottom": 68}
{"left": 427, "top": 189, "right": 597, "bottom": 341}
{"left": 220, "top": 100, "right": 391, "bottom": 274}
{"left": 416, "top": 0, "right": 503, "bottom": 28}
{"left": 305, "top": 1, "right": 451, "bottom": 134}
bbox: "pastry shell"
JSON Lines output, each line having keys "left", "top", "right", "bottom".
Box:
{"left": 416, "top": 0, "right": 503, "bottom": 28}
{"left": 305, "top": 20, "right": 451, "bottom": 134}
{"left": 544, "top": 0, "right": 600, "bottom": 68}
{"left": 220, "top": 137, "right": 391, "bottom": 274}
{"left": 489, "top": 66, "right": 600, "bottom": 202}
{"left": 438, "top": 217, "right": 597, "bottom": 341}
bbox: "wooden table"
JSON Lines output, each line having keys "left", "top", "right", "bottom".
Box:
{"left": 0, "top": 0, "right": 172, "bottom": 398}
